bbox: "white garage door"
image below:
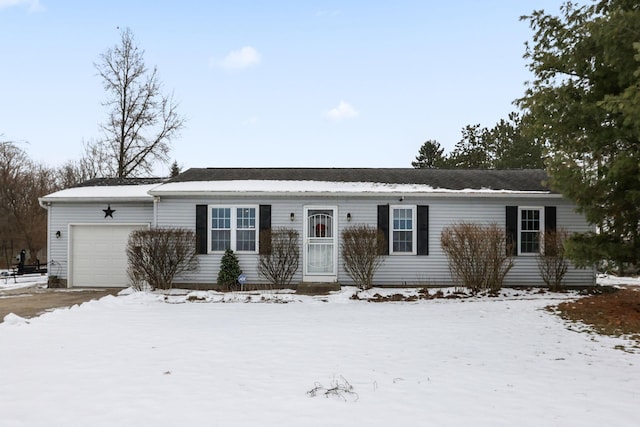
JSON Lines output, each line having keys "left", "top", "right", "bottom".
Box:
{"left": 70, "top": 224, "right": 147, "bottom": 288}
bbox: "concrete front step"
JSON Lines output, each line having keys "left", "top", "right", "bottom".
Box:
{"left": 296, "top": 282, "right": 341, "bottom": 295}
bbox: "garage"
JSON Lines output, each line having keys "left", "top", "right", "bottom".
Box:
{"left": 69, "top": 224, "right": 148, "bottom": 288}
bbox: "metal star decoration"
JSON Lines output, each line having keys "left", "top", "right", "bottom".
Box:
{"left": 103, "top": 204, "right": 116, "bottom": 218}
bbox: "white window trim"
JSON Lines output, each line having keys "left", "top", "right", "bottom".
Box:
{"left": 389, "top": 205, "right": 417, "bottom": 255}
{"left": 517, "top": 206, "right": 544, "bottom": 256}
{"left": 208, "top": 205, "right": 259, "bottom": 254}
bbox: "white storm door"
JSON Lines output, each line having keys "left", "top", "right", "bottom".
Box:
{"left": 303, "top": 207, "right": 337, "bottom": 282}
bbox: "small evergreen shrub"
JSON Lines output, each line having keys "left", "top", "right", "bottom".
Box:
{"left": 341, "top": 225, "right": 386, "bottom": 290}
{"left": 440, "top": 222, "right": 514, "bottom": 294}
{"left": 217, "top": 249, "right": 242, "bottom": 291}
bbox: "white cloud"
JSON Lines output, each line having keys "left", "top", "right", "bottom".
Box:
{"left": 217, "top": 46, "right": 261, "bottom": 70}
{"left": 326, "top": 101, "right": 359, "bottom": 121}
{"left": 0, "top": 0, "right": 44, "bottom": 12}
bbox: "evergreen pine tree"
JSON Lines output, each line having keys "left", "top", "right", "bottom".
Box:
{"left": 217, "top": 249, "right": 242, "bottom": 291}
{"left": 519, "top": 0, "right": 640, "bottom": 272}
{"left": 169, "top": 161, "right": 180, "bottom": 178}
{"left": 411, "top": 140, "right": 446, "bottom": 168}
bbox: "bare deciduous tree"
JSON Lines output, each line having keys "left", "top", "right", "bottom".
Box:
{"left": 341, "top": 225, "right": 385, "bottom": 290}
{"left": 94, "top": 28, "right": 185, "bottom": 178}
{"left": 0, "top": 141, "right": 58, "bottom": 267}
{"left": 57, "top": 139, "right": 111, "bottom": 188}
{"left": 0, "top": 139, "right": 24, "bottom": 267}
{"left": 258, "top": 228, "right": 300, "bottom": 287}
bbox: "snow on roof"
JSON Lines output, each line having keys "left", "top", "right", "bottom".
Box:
{"left": 40, "top": 183, "right": 161, "bottom": 202}
{"left": 149, "top": 180, "right": 552, "bottom": 196}
{"left": 40, "top": 170, "right": 555, "bottom": 202}
{"left": 170, "top": 168, "right": 553, "bottom": 192}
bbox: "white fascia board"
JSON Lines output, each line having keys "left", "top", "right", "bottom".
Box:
{"left": 149, "top": 191, "right": 559, "bottom": 199}
{"left": 40, "top": 196, "right": 155, "bottom": 204}
{"left": 40, "top": 184, "right": 159, "bottom": 204}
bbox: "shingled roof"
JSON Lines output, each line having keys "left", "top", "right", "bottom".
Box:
{"left": 167, "top": 168, "right": 552, "bottom": 192}
{"left": 74, "top": 177, "right": 166, "bottom": 187}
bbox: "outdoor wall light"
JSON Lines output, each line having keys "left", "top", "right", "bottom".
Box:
{"left": 347, "top": 213, "right": 352, "bottom": 221}
{"left": 290, "top": 212, "right": 295, "bottom": 221}
{"left": 55, "top": 230, "right": 61, "bottom": 238}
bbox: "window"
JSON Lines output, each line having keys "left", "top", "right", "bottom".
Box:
{"left": 236, "top": 207, "right": 257, "bottom": 251}
{"left": 391, "top": 206, "right": 416, "bottom": 254}
{"left": 519, "top": 207, "right": 543, "bottom": 254}
{"left": 210, "top": 206, "right": 257, "bottom": 253}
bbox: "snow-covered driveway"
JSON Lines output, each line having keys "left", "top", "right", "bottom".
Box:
{"left": 0, "top": 289, "right": 637, "bottom": 426}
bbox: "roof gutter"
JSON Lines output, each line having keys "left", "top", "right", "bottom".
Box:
{"left": 147, "top": 190, "right": 559, "bottom": 198}
{"left": 38, "top": 198, "right": 50, "bottom": 210}
{"left": 39, "top": 196, "right": 156, "bottom": 203}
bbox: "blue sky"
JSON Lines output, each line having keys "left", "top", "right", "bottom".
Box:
{"left": 1, "top": 0, "right": 578, "bottom": 175}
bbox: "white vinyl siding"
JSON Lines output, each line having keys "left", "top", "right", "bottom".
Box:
{"left": 153, "top": 195, "right": 594, "bottom": 288}
{"left": 46, "top": 202, "right": 153, "bottom": 284}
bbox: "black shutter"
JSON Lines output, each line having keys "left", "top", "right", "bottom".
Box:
{"left": 543, "top": 206, "right": 557, "bottom": 256}
{"left": 259, "top": 205, "right": 272, "bottom": 255}
{"left": 195, "top": 204, "right": 208, "bottom": 255}
{"left": 377, "top": 205, "right": 389, "bottom": 255}
{"left": 544, "top": 206, "right": 557, "bottom": 233}
{"left": 506, "top": 206, "right": 518, "bottom": 256}
{"left": 417, "top": 205, "right": 429, "bottom": 256}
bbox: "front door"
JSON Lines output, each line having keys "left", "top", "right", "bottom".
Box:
{"left": 304, "top": 207, "right": 337, "bottom": 282}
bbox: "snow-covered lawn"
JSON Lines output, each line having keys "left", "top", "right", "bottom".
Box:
{"left": 0, "top": 287, "right": 637, "bottom": 426}
{"left": 0, "top": 271, "right": 47, "bottom": 291}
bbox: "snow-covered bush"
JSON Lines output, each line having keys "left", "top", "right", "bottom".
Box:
{"left": 440, "top": 222, "right": 513, "bottom": 294}
{"left": 258, "top": 228, "right": 300, "bottom": 287}
{"left": 537, "top": 229, "right": 569, "bottom": 291}
{"left": 341, "top": 225, "right": 386, "bottom": 290}
{"left": 126, "top": 227, "right": 198, "bottom": 291}
{"left": 217, "top": 249, "right": 242, "bottom": 291}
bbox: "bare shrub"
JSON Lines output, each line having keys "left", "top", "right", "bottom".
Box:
{"left": 537, "top": 229, "right": 569, "bottom": 291}
{"left": 440, "top": 222, "right": 514, "bottom": 294}
{"left": 126, "top": 227, "right": 198, "bottom": 290}
{"left": 307, "top": 375, "right": 359, "bottom": 402}
{"left": 258, "top": 228, "right": 300, "bottom": 287}
{"left": 341, "top": 225, "right": 386, "bottom": 290}
{"left": 126, "top": 263, "right": 148, "bottom": 292}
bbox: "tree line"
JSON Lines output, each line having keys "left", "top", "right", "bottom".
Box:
{"left": 411, "top": 112, "right": 545, "bottom": 169}
{"left": 0, "top": 140, "right": 57, "bottom": 268}
{"left": 412, "top": 0, "right": 640, "bottom": 274}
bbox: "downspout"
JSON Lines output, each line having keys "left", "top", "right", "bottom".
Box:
{"left": 153, "top": 196, "right": 160, "bottom": 228}
{"left": 38, "top": 199, "right": 51, "bottom": 275}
